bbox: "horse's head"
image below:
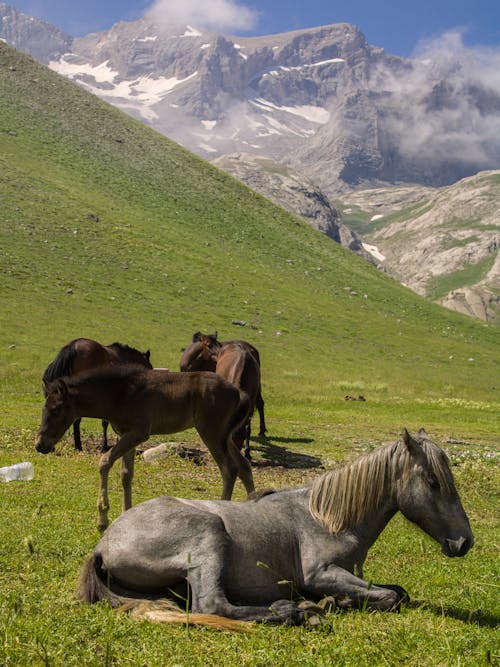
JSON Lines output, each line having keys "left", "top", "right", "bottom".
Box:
{"left": 192, "top": 331, "right": 218, "bottom": 344}
{"left": 180, "top": 333, "right": 220, "bottom": 372}
{"left": 35, "top": 379, "right": 76, "bottom": 453}
{"left": 396, "top": 428, "right": 474, "bottom": 557}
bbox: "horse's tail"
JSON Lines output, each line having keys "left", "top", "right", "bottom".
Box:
{"left": 76, "top": 552, "right": 123, "bottom": 607}
{"left": 76, "top": 552, "right": 252, "bottom": 633}
{"left": 227, "top": 389, "right": 252, "bottom": 446}
{"left": 42, "top": 342, "right": 77, "bottom": 390}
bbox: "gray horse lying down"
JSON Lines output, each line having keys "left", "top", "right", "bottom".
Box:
{"left": 78, "top": 429, "right": 473, "bottom": 626}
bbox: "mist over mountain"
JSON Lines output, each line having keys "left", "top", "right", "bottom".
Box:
{"left": 2, "top": 3, "right": 499, "bottom": 196}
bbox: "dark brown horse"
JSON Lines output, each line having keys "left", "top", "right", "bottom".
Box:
{"left": 42, "top": 338, "right": 152, "bottom": 451}
{"left": 35, "top": 366, "right": 255, "bottom": 530}
{"left": 180, "top": 332, "right": 267, "bottom": 458}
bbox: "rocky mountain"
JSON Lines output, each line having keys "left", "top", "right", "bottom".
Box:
{"left": 0, "top": 3, "right": 71, "bottom": 61}
{"left": 1, "top": 4, "right": 499, "bottom": 322}
{"left": 337, "top": 171, "right": 500, "bottom": 322}
{"left": 1, "top": 4, "right": 499, "bottom": 196}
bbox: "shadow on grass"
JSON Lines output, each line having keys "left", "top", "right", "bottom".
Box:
{"left": 410, "top": 601, "right": 500, "bottom": 628}
{"left": 250, "top": 435, "right": 323, "bottom": 470}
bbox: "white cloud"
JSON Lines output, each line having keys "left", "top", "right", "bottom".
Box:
{"left": 146, "top": 0, "right": 258, "bottom": 33}
{"left": 365, "top": 29, "right": 500, "bottom": 173}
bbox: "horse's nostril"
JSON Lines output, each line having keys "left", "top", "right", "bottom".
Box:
{"left": 446, "top": 536, "right": 472, "bottom": 556}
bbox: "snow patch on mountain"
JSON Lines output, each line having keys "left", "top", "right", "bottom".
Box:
{"left": 250, "top": 98, "right": 330, "bottom": 125}
{"left": 49, "top": 55, "right": 198, "bottom": 120}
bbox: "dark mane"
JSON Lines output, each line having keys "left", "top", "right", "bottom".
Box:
{"left": 108, "top": 342, "right": 134, "bottom": 352}
{"left": 42, "top": 343, "right": 76, "bottom": 386}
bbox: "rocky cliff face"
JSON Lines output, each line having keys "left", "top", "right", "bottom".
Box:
{"left": 0, "top": 3, "right": 71, "bottom": 62}
{"left": 339, "top": 172, "right": 500, "bottom": 322}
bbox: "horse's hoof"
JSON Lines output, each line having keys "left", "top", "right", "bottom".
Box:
{"left": 268, "top": 600, "right": 304, "bottom": 625}
{"left": 318, "top": 596, "right": 337, "bottom": 613}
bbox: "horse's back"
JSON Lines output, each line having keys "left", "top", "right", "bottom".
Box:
{"left": 133, "top": 369, "right": 244, "bottom": 434}
{"left": 222, "top": 340, "right": 261, "bottom": 367}
{"left": 217, "top": 344, "right": 260, "bottom": 400}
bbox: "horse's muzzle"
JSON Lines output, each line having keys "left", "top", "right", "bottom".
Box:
{"left": 442, "top": 535, "right": 473, "bottom": 557}
{"left": 35, "top": 434, "right": 54, "bottom": 454}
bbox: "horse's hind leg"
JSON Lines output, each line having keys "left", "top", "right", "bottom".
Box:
{"left": 120, "top": 448, "right": 135, "bottom": 513}
{"left": 228, "top": 443, "right": 254, "bottom": 496}
{"left": 208, "top": 446, "right": 239, "bottom": 500}
{"left": 256, "top": 389, "right": 266, "bottom": 436}
{"left": 188, "top": 514, "right": 304, "bottom": 624}
{"left": 73, "top": 419, "right": 83, "bottom": 451}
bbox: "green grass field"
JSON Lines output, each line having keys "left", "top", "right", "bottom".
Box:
{"left": 0, "top": 42, "right": 499, "bottom": 665}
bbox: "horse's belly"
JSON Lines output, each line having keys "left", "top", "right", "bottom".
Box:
{"left": 108, "top": 556, "right": 186, "bottom": 593}
{"left": 223, "top": 541, "right": 301, "bottom": 604}
{"left": 224, "top": 573, "right": 289, "bottom": 604}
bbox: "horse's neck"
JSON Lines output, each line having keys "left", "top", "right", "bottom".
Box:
{"left": 71, "top": 378, "right": 116, "bottom": 418}
{"left": 353, "top": 498, "right": 398, "bottom": 548}
{"left": 308, "top": 464, "right": 399, "bottom": 544}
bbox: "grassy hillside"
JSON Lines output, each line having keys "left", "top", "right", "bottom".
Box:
{"left": 0, "top": 43, "right": 498, "bottom": 666}
{"left": 1, "top": 43, "right": 498, "bottom": 440}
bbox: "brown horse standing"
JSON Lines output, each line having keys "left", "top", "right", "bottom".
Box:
{"left": 35, "top": 366, "right": 255, "bottom": 530}
{"left": 180, "top": 332, "right": 266, "bottom": 458}
{"left": 42, "top": 338, "right": 152, "bottom": 451}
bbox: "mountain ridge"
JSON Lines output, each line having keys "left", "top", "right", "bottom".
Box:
{"left": 2, "top": 3, "right": 499, "bottom": 193}
{"left": 1, "top": 4, "right": 498, "bottom": 323}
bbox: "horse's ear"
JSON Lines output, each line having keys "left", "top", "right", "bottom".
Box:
{"left": 192, "top": 331, "right": 203, "bottom": 342}
{"left": 207, "top": 332, "right": 218, "bottom": 345}
{"left": 146, "top": 350, "right": 151, "bottom": 361}
{"left": 418, "top": 427, "right": 428, "bottom": 438}
{"left": 402, "top": 428, "right": 421, "bottom": 454}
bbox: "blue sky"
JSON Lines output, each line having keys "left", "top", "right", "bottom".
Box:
{"left": 4, "top": 0, "right": 500, "bottom": 57}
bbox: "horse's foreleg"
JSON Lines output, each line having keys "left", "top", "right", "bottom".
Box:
{"left": 101, "top": 420, "right": 110, "bottom": 453}
{"left": 97, "top": 429, "right": 148, "bottom": 531}
{"left": 120, "top": 448, "right": 135, "bottom": 513}
{"left": 244, "top": 421, "right": 251, "bottom": 460}
{"left": 302, "top": 564, "right": 408, "bottom": 612}
{"left": 97, "top": 458, "right": 111, "bottom": 532}
{"left": 73, "top": 419, "right": 83, "bottom": 451}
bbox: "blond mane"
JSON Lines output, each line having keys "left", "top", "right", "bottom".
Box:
{"left": 309, "top": 439, "right": 451, "bottom": 534}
